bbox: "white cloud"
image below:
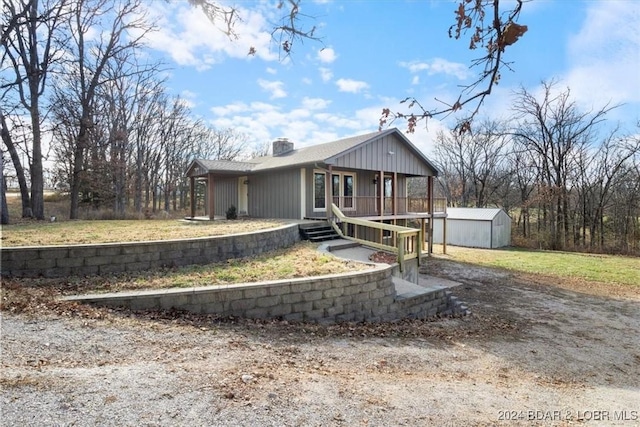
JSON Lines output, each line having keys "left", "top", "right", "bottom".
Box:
{"left": 563, "top": 0, "right": 640, "bottom": 114}
{"left": 317, "top": 47, "right": 337, "bottom": 63}
{"left": 319, "top": 67, "right": 333, "bottom": 82}
{"left": 399, "top": 59, "right": 471, "bottom": 80}
{"left": 266, "top": 67, "right": 277, "bottom": 75}
{"left": 302, "top": 97, "right": 331, "bottom": 110}
{"left": 206, "top": 96, "right": 451, "bottom": 160}
{"left": 257, "top": 79, "right": 287, "bottom": 99}
{"left": 209, "top": 98, "right": 383, "bottom": 150}
{"left": 140, "top": 3, "right": 279, "bottom": 70}
{"left": 411, "top": 76, "right": 420, "bottom": 85}
{"left": 336, "top": 78, "right": 370, "bottom": 93}
{"left": 301, "top": 77, "right": 313, "bottom": 85}
{"left": 178, "top": 90, "right": 198, "bottom": 108}
{"left": 210, "top": 102, "right": 251, "bottom": 116}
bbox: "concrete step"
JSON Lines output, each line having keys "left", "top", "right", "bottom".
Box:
{"left": 392, "top": 276, "right": 433, "bottom": 300}
{"left": 299, "top": 222, "right": 340, "bottom": 242}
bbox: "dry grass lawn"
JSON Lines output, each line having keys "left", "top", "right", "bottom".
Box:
{"left": 1, "top": 218, "right": 285, "bottom": 247}
{"left": 1, "top": 242, "right": 370, "bottom": 313}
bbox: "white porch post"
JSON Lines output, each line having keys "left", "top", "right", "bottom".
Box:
{"left": 325, "top": 166, "right": 332, "bottom": 221}
{"left": 427, "top": 175, "right": 434, "bottom": 255}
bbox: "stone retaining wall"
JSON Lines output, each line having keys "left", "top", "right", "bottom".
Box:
{"left": 65, "top": 264, "right": 461, "bottom": 323}
{"left": 65, "top": 265, "right": 398, "bottom": 323}
{"left": 393, "top": 287, "right": 449, "bottom": 318}
{"left": 1, "top": 223, "right": 300, "bottom": 278}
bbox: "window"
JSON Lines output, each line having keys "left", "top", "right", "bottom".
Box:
{"left": 314, "top": 172, "right": 325, "bottom": 209}
{"left": 313, "top": 170, "right": 356, "bottom": 211}
{"left": 332, "top": 174, "right": 340, "bottom": 206}
{"left": 343, "top": 175, "right": 354, "bottom": 208}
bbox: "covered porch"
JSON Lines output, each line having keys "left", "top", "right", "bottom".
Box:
{"left": 184, "top": 159, "right": 253, "bottom": 220}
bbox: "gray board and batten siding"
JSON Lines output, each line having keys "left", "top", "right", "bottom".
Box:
{"left": 212, "top": 169, "right": 301, "bottom": 219}
{"left": 433, "top": 208, "right": 511, "bottom": 249}
{"left": 328, "top": 131, "right": 435, "bottom": 177}
{"left": 188, "top": 128, "right": 439, "bottom": 220}
{"left": 213, "top": 176, "right": 239, "bottom": 217}
{"left": 249, "top": 169, "right": 302, "bottom": 219}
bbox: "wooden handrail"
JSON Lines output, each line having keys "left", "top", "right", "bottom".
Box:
{"left": 330, "top": 204, "right": 422, "bottom": 272}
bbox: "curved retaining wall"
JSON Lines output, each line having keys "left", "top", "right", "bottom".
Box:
{"left": 65, "top": 265, "right": 399, "bottom": 323}
{"left": 1, "top": 223, "right": 300, "bottom": 278}
{"left": 64, "top": 265, "right": 462, "bottom": 323}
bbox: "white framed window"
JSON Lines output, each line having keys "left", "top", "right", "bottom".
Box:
{"left": 313, "top": 170, "right": 356, "bottom": 211}
{"left": 314, "top": 172, "right": 326, "bottom": 210}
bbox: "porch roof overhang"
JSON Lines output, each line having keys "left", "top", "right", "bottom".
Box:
{"left": 186, "top": 159, "right": 256, "bottom": 178}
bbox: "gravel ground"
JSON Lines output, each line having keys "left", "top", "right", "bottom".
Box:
{"left": 2, "top": 257, "right": 639, "bottom": 427}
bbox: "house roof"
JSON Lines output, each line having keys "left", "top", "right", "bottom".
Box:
{"left": 249, "top": 130, "right": 382, "bottom": 171}
{"left": 186, "top": 128, "right": 438, "bottom": 177}
{"left": 195, "top": 159, "right": 258, "bottom": 172}
{"left": 446, "top": 208, "right": 508, "bottom": 221}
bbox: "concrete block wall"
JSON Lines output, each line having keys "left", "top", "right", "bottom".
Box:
{"left": 65, "top": 265, "right": 399, "bottom": 323}
{"left": 1, "top": 223, "right": 300, "bottom": 278}
{"left": 390, "top": 288, "right": 449, "bottom": 320}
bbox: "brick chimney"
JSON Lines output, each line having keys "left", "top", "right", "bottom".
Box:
{"left": 272, "top": 137, "right": 294, "bottom": 156}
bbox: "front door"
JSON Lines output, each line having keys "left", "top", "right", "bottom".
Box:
{"left": 238, "top": 176, "right": 248, "bottom": 216}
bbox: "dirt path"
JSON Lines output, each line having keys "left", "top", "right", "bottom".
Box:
{"left": 2, "top": 259, "right": 639, "bottom": 426}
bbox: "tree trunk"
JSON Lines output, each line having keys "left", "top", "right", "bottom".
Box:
{"left": 1, "top": 147, "right": 9, "bottom": 225}
{"left": 69, "top": 120, "right": 90, "bottom": 219}
{"left": 134, "top": 149, "right": 143, "bottom": 212}
{"left": 29, "top": 101, "right": 45, "bottom": 220}
{"left": 1, "top": 112, "right": 32, "bottom": 218}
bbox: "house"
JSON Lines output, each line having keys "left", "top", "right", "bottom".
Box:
{"left": 433, "top": 207, "right": 511, "bottom": 249}
{"left": 185, "top": 128, "right": 447, "bottom": 252}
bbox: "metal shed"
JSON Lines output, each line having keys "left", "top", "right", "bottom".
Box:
{"left": 433, "top": 208, "right": 511, "bottom": 249}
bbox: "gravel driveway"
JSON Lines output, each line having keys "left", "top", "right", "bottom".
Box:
{"left": 2, "top": 257, "right": 639, "bottom": 426}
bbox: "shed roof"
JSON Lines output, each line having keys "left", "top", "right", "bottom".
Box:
{"left": 446, "top": 208, "right": 508, "bottom": 221}
{"left": 186, "top": 128, "right": 438, "bottom": 177}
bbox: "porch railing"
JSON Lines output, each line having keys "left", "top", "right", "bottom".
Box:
{"left": 330, "top": 203, "right": 422, "bottom": 272}
{"left": 329, "top": 196, "right": 447, "bottom": 217}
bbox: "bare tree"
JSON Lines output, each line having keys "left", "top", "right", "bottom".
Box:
{"left": 197, "top": 128, "right": 249, "bottom": 161}
{"left": 0, "top": 109, "right": 32, "bottom": 217}
{"left": 98, "top": 51, "right": 163, "bottom": 216}
{"left": 1, "top": 0, "right": 34, "bottom": 46}
{"left": 432, "top": 129, "right": 471, "bottom": 207}
{"left": 1, "top": 146, "right": 9, "bottom": 224}
{"left": 248, "top": 140, "right": 271, "bottom": 159}
{"left": 508, "top": 144, "right": 537, "bottom": 239}
{"left": 129, "top": 80, "right": 165, "bottom": 213}
{"left": 511, "top": 81, "right": 616, "bottom": 250}
{"left": 55, "top": 0, "right": 155, "bottom": 219}
{"left": 1, "top": 0, "right": 68, "bottom": 219}
{"left": 576, "top": 129, "right": 640, "bottom": 251}
{"left": 432, "top": 119, "right": 511, "bottom": 208}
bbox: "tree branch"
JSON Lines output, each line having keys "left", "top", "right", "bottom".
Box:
{"left": 380, "top": 0, "right": 527, "bottom": 134}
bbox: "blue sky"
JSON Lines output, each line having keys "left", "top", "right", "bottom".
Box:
{"left": 142, "top": 0, "right": 640, "bottom": 156}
